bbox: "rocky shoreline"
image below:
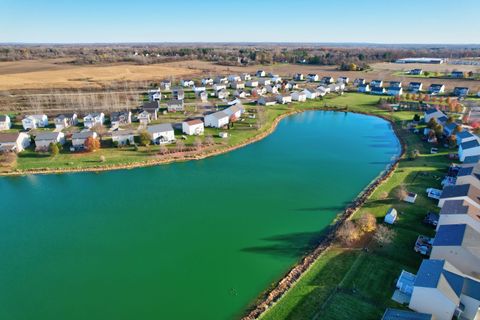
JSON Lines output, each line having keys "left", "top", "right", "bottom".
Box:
{"left": 241, "top": 114, "right": 406, "bottom": 320}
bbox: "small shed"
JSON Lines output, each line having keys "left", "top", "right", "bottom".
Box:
{"left": 404, "top": 192, "right": 418, "bottom": 204}
{"left": 384, "top": 208, "right": 398, "bottom": 224}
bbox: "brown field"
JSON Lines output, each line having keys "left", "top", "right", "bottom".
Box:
{"left": 0, "top": 59, "right": 479, "bottom": 93}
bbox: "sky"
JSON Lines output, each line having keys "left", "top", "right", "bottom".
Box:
{"left": 1, "top": 0, "right": 479, "bottom": 44}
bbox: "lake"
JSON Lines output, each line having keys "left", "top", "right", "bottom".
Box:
{"left": 0, "top": 111, "right": 400, "bottom": 320}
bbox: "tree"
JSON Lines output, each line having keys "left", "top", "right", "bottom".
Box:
{"left": 447, "top": 116, "right": 455, "bottom": 124}
{"left": 394, "top": 184, "right": 408, "bottom": 201}
{"left": 99, "top": 155, "right": 106, "bottom": 162}
{"left": 427, "top": 118, "right": 437, "bottom": 129}
{"left": 49, "top": 143, "right": 59, "bottom": 156}
{"left": 193, "top": 137, "right": 203, "bottom": 150}
{"left": 175, "top": 140, "right": 185, "bottom": 152}
{"left": 158, "top": 144, "right": 168, "bottom": 155}
{"left": 449, "top": 134, "right": 457, "bottom": 147}
{"left": 409, "top": 149, "right": 419, "bottom": 160}
{"left": 358, "top": 213, "right": 377, "bottom": 233}
{"left": 204, "top": 135, "right": 214, "bottom": 145}
{"left": 373, "top": 225, "right": 396, "bottom": 246}
{"left": 433, "top": 123, "right": 444, "bottom": 139}
{"left": 139, "top": 130, "right": 152, "bottom": 146}
{"left": 84, "top": 136, "right": 100, "bottom": 152}
{"left": 348, "top": 63, "right": 357, "bottom": 71}
{"left": 413, "top": 114, "right": 420, "bottom": 122}
{"left": 336, "top": 220, "right": 361, "bottom": 246}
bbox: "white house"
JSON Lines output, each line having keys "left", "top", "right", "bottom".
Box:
{"left": 182, "top": 119, "right": 204, "bottom": 135}
{"left": 160, "top": 81, "right": 171, "bottom": 91}
{"left": 83, "top": 112, "right": 105, "bottom": 129}
{"left": 409, "top": 259, "right": 480, "bottom": 320}
{"left": 0, "top": 132, "right": 30, "bottom": 152}
{"left": 387, "top": 87, "right": 403, "bottom": 96}
{"left": 204, "top": 111, "right": 229, "bottom": 128}
{"left": 137, "top": 111, "right": 152, "bottom": 125}
{"left": 22, "top": 114, "right": 48, "bottom": 130}
{"left": 230, "top": 82, "right": 245, "bottom": 90}
{"left": 354, "top": 78, "right": 366, "bottom": 86}
{"left": 271, "top": 75, "right": 282, "bottom": 84}
{"left": 259, "top": 79, "right": 271, "bottom": 86}
{"left": 438, "top": 200, "right": 480, "bottom": 234}
{"left": 439, "top": 184, "right": 480, "bottom": 209}
{"left": 167, "top": 99, "right": 185, "bottom": 112}
{"left": 141, "top": 101, "right": 159, "bottom": 120}
{"left": 307, "top": 74, "right": 319, "bottom": 82}
{"left": 202, "top": 78, "right": 214, "bottom": 86}
{"left": 266, "top": 85, "right": 278, "bottom": 94}
{"left": 234, "top": 90, "right": 248, "bottom": 98}
{"left": 0, "top": 115, "right": 12, "bottom": 130}
{"left": 241, "top": 73, "right": 251, "bottom": 81}
{"left": 276, "top": 94, "right": 292, "bottom": 104}
{"left": 455, "top": 165, "right": 480, "bottom": 189}
{"left": 111, "top": 130, "right": 135, "bottom": 146}
{"left": 338, "top": 76, "right": 350, "bottom": 84}
{"left": 227, "top": 75, "right": 241, "bottom": 83}
{"left": 303, "top": 89, "right": 317, "bottom": 99}
{"left": 321, "top": 76, "right": 334, "bottom": 84}
{"left": 456, "top": 131, "right": 477, "bottom": 145}
{"left": 459, "top": 140, "right": 480, "bottom": 162}
{"left": 110, "top": 111, "right": 131, "bottom": 127}
{"left": 291, "top": 91, "right": 307, "bottom": 102}
{"left": 429, "top": 84, "right": 446, "bottom": 95}
{"left": 370, "top": 80, "right": 383, "bottom": 87}
{"left": 34, "top": 131, "right": 65, "bottom": 151}
{"left": 256, "top": 70, "right": 266, "bottom": 77}
{"left": 181, "top": 79, "right": 195, "bottom": 87}
{"left": 71, "top": 131, "right": 97, "bottom": 150}
{"left": 214, "top": 76, "right": 228, "bottom": 84}
{"left": 217, "top": 89, "right": 230, "bottom": 100}
{"left": 54, "top": 113, "right": 78, "bottom": 130}
{"left": 193, "top": 86, "right": 206, "bottom": 94}
{"left": 257, "top": 96, "right": 277, "bottom": 106}
{"left": 213, "top": 84, "right": 227, "bottom": 92}
{"left": 358, "top": 84, "right": 371, "bottom": 93}
{"left": 148, "top": 88, "right": 162, "bottom": 102}
{"left": 430, "top": 224, "right": 480, "bottom": 279}
{"left": 384, "top": 207, "right": 397, "bottom": 224}
{"left": 294, "top": 73, "right": 304, "bottom": 81}
{"left": 408, "top": 82, "right": 423, "bottom": 93}
{"left": 172, "top": 88, "right": 185, "bottom": 100}
{"left": 199, "top": 91, "right": 208, "bottom": 102}
{"left": 223, "top": 104, "right": 244, "bottom": 120}
{"left": 424, "top": 109, "right": 447, "bottom": 124}
{"left": 246, "top": 80, "right": 259, "bottom": 88}
{"left": 147, "top": 123, "right": 175, "bottom": 144}
{"left": 252, "top": 87, "right": 267, "bottom": 96}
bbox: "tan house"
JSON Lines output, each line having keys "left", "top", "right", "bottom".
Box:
{"left": 439, "top": 184, "right": 480, "bottom": 209}
{"left": 438, "top": 200, "right": 480, "bottom": 233}
{"left": 456, "top": 165, "right": 480, "bottom": 189}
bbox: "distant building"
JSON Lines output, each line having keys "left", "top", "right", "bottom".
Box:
{"left": 0, "top": 132, "right": 30, "bottom": 152}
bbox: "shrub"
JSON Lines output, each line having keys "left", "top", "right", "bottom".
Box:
{"left": 358, "top": 213, "right": 377, "bottom": 233}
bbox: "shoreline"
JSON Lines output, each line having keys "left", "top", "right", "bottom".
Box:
{"left": 242, "top": 113, "right": 406, "bottom": 320}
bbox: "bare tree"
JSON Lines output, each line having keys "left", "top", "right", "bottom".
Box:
{"left": 373, "top": 225, "right": 396, "bottom": 246}
{"left": 204, "top": 135, "right": 214, "bottom": 146}
{"left": 394, "top": 184, "right": 408, "bottom": 201}
{"left": 175, "top": 140, "right": 185, "bottom": 152}
{"left": 336, "top": 220, "right": 361, "bottom": 246}
{"left": 193, "top": 137, "right": 203, "bottom": 150}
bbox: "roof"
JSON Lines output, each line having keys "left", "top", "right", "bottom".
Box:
{"left": 461, "top": 139, "right": 480, "bottom": 150}
{"left": 425, "top": 108, "right": 442, "bottom": 115}
{"left": 462, "top": 277, "right": 480, "bottom": 300}
{"left": 0, "top": 132, "right": 22, "bottom": 143}
{"left": 112, "top": 130, "right": 135, "bottom": 136}
{"left": 207, "top": 111, "right": 229, "bottom": 120}
{"left": 72, "top": 131, "right": 95, "bottom": 139}
{"left": 382, "top": 308, "right": 432, "bottom": 320}
{"left": 433, "top": 224, "right": 467, "bottom": 246}
{"left": 167, "top": 99, "right": 184, "bottom": 106}
{"left": 147, "top": 123, "right": 173, "bottom": 133}
{"left": 409, "top": 82, "right": 422, "bottom": 86}
{"left": 142, "top": 101, "right": 159, "bottom": 110}
{"left": 430, "top": 84, "right": 445, "bottom": 89}
{"left": 464, "top": 155, "right": 480, "bottom": 164}
{"left": 35, "top": 131, "right": 61, "bottom": 141}
{"left": 184, "top": 119, "right": 203, "bottom": 126}
{"left": 440, "top": 200, "right": 472, "bottom": 215}
{"left": 456, "top": 166, "right": 479, "bottom": 178}
{"left": 414, "top": 260, "right": 463, "bottom": 298}
{"left": 0, "top": 115, "right": 8, "bottom": 122}
{"left": 440, "top": 183, "right": 480, "bottom": 202}
{"left": 456, "top": 130, "right": 474, "bottom": 140}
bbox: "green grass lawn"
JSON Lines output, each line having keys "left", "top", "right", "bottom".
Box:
{"left": 259, "top": 93, "right": 452, "bottom": 320}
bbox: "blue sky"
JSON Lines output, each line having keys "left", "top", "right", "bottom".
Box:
{"left": 1, "top": 0, "right": 479, "bottom": 43}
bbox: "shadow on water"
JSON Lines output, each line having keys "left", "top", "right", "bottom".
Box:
{"left": 241, "top": 230, "right": 330, "bottom": 258}
{"left": 295, "top": 201, "right": 351, "bottom": 213}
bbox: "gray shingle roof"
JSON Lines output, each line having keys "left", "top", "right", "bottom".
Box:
{"left": 440, "top": 184, "right": 480, "bottom": 202}
{"left": 440, "top": 200, "right": 477, "bottom": 216}
{"left": 147, "top": 123, "right": 173, "bottom": 133}
{"left": 461, "top": 139, "right": 480, "bottom": 150}
{"left": 382, "top": 309, "right": 432, "bottom": 320}
{"left": 72, "top": 131, "right": 95, "bottom": 139}
{"left": 464, "top": 155, "right": 480, "bottom": 164}
{"left": 35, "top": 132, "right": 61, "bottom": 141}
{"left": 414, "top": 260, "right": 463, "bottom": 298}
{"left": 433, "top": 224, "right": 467, "bottom": 246}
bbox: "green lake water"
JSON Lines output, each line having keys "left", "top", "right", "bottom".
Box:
{"left": 0, "top": 111, "right": 400, "bottom": 320}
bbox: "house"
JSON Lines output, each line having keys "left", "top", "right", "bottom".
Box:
{"left": 182, "top": 119, "right": 204, "bottom": 135}
{"left": 256, "top": 70, "right": 266, "bottom": 77}
{"left": 428, "top": 84, "right": 446, "bottom": 95}
{"left": 321, "top": 76, "right": 334, "bottom": 84}
{"left": 148, "top": 88, "right": 161, "bottom": 101}
{"left": 199, "top": 91, "right": 208, "bottom": 102}
{"left": 160, "top": 80, "right": 171, "bottom": 91}
{"left": 240, "top": 73, "right": 251, "bottom": 81}
{"left": 83, "top": 113, "right": 105, "bottom": 129}
{"left": 456, "top": 166, "right": 480, "bottom": 189}
{"left": 141, "top": 101, "right": 159, "bottom": 120}
{"left": 291, "top": 91, "right": 307, "bottom": 102}
{"left": 257, "top": 96, "right": 277, "bottom": 106}
{"left": 213, "top": 84, "right": 227, "bottom": 92}
{"left": 293, "top": 73, "right": 304, "bottom": 81}
{"left": 172, "top": 88, "right": 185, "bottom": 100}
{"left": 370, "top": 86, "right": 386, "bottom": 95}
{"left": 71, "top": 131, "right": 97, "bottom": 150}
{"left": 381, "top": 309, "right": 432, "bottom": 320}
{"left": 147, "top": 123, "right": 175, "bottom": 144}
{"left": 451, "top": 71, "right": 465, "bottom": 78}
{"left": 410, "top": 69, "right": 423, "bottom": 75}
{"left": 370, "top": 80, "right": 383, "bottom": 87}
{"left": 443, "top": 122, "right": 459, "bottom": 137}
{"left": 409, "top": 259, "right": 480, "bottom": 320}
{"left": 193, "top": 86, "right": 206, "bottom": 94}
{"left": 230, "top": 82, "right": 245, "bottom": 90}
{"left": 464, "top": 156, "right": 480, "bottom": 164}
{"left": 54, "top": 113, "right": 78, "bottom": 130}
{"left": 271, "top": 75, "right": 282, "bottom": 84}
{"left": 354, "top": 78, "right": 366, "bottom": 86}
{"left": 316, "top": 86, "right": 330, "bottom": 97}
{"left": 181, "top": 79, "right": 195, "bottom": 87}
{"left": 201, "top": 78, "right": 214, "bottom": 86}
{"left": 424, "top": 108, "right": 447, "bottom": 124}
{"left": 34, "top": 131, "right": 65, "bottom": 151}
{"left": 384, "top": 207, "right": 398, "bottom": 224}
{"left": 224, "top": 104, "right": 244, "bottom": 120}
{"left": 287, "top": 81, "right": 299, "bottom": 90}
{"left": 227, "top": 75, "right": 241, "bottom": 83}
{"left": 431, "top": 224, "right": 480, "bottom": 279}
{"left": 307, "top": 74, "right": 319, "bottom": 82}
{"left": 214, "top": 76, "right": 228, "bottom": 84}
{"left": 459, "top": 140, "right": 480, "bottom": 162}
{"left": 204, "top": 111, "right": 229, "bottom": 128}
{"left": 234, "top": 90, "right": 248, "bottom": 98}
{"left": 338, "top": 76, "right": 350, "bottom": 84}
{"left": 167, "top": 99, "right": 185, "bottom": 112}
{"left": 259, "top": 78, "right": 271, "bottom": 86}
{"left": 266, "top": 85, "right": 278, "bottom": 94}
{"left": 110, "top": 111, "right": 131, "bottom": 127}
{"left": 0, "top": 132, "right": 30, "bottom": 152}
{"left": 387, "top": 86, "right": 403, "bottom": 96}
{"left": 303, "top": 89, "right": 318, "bottom": 99}
{"left": 408, "top": 82, "right": 423, "bottom": 93}
{"left": 439, "top": 184, "right": 480, "bottom": 209}
{"left": 438, "top": 200, "right": 480, "bottom": 234}
{"left": 389, "top": 81, "right": 402, "bottom": 88}
{"left": 22, "top": 114, "right": 48, "bottom": 130}
{"left": 246, "top": 80, "right": 259, "bottom": 88}
{"left": 276, "top": 94, "right": 292, "bottom": 104}
{"left": 358, "top": 84, "right": 371, "bottom": 93}
{"left": 454, "top": 87, "right": 470, "bottom": 97}
{"left": 456, "top": 131, "right": 477, "bottom": 145}
{"left": 0, "top": 115, "right": 11, "bottom": 130}
{"left": 111, "top": 130, "right": 135, "bottom": 146}
{"left": 137, "top": 111, "right": 152, "bottom": 125}
{"left": 328, "top": 83, "right": 343, "bottom": 92}
{"left": 252, "top": 87, "right": 267, "bottom": 96}
{"left": 217, "top": 89, "right": 230, "bottom": 100}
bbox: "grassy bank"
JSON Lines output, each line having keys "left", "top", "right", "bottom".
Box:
{"left": 258, "top": 95, "right": 450, "bottom": 320}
